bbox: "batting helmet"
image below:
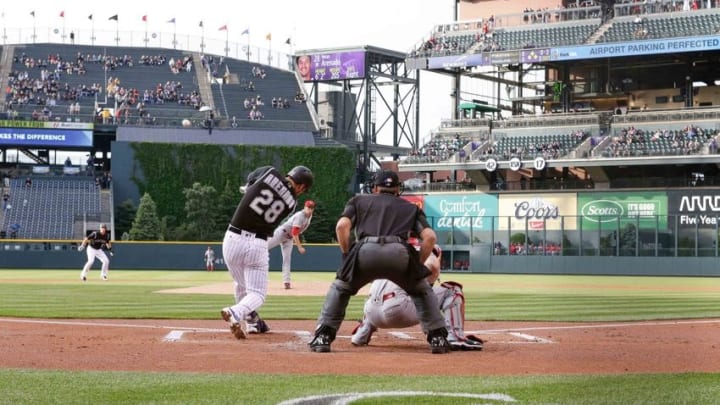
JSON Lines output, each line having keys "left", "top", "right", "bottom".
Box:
{"left": 287, "top": 165, "right": 314, "bottom": 189}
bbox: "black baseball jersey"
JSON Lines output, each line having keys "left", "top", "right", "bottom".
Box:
{"left": 230, "top": 166, "right": 297, "bottom": 236}
{"left": 86, "top": 230, "right": 111, "bottom": 249}
{"left": 340, "top": 192, "right": 431, "bottom": 240}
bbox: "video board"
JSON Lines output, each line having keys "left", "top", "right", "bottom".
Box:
{"left": 296, "top": 51, "right": 366, "bottom": 82}
{"left": 0, "top": 120, "right": 93, "bottom": 148}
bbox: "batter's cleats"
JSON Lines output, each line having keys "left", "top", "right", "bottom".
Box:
{"left": 230, "top": 321, "right": 247, "bottom": 339}
{"left": 309, "top": 334, "right": 331, "bottom": 353}
{"left": 247, "top": 318, "right": 270, "bottom": 334}
{"left": 284, "top": 282, "right": 291, "bottom": 289}
{"left": 350, "top": 320, "right": 376, "bottom": 346}
{"left": 221, "top": 307, "right": 236, "bottom": 323}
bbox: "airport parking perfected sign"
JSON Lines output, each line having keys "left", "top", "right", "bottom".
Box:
{"left": 578, "top": 192, "right": 667, "bottom": 230}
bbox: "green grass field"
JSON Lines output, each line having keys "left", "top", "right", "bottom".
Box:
{"left": 1, "top": 270, "right": 719, "bottom": 405}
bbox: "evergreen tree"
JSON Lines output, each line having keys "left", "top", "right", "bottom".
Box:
{"left": 183, "top": 182, "right": 219, "bottom": 241}
{"left": 129, "top": 193, "right": 162, "bottom": 240}
{"left": 114, "top": 199, "right": 137, "bottom": 239}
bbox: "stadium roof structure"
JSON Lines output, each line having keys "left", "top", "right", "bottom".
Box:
{"left": 296, "top": 45, "right": 418, "bottom": 179}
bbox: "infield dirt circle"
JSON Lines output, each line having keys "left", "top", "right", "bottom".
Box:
{"left": 1, "top": 280, "right": 719, "bottom": 375}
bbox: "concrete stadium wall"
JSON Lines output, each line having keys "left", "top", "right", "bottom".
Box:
{"left": 1, "top": 241, "right": 718, "bottom": 276}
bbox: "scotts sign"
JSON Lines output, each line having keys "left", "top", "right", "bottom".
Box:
{"left": 498, "top": 193, "right": 577, "bottom": 230}
{"left": 577, "top": 192, "right": 667, "bottom": 230}
{"left": 667, "top": 190, "right": 720, "bottom": 228}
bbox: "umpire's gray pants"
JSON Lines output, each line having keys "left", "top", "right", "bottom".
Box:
{"left": 317, "top": 242, "right": 446, "bottom": 334}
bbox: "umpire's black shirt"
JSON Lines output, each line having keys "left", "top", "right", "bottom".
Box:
{"left": 341, "top": 192, "right": 430, "bottom": 239}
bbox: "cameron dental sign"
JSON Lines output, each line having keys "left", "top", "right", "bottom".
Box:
{"left": 578, "top": 192, "right": 667, "bottom": 230}
{"left": 423, "top": 194, "right": 498, "bottom": 231}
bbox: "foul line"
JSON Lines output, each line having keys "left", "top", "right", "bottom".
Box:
{"left": 467, "top": 318, "right": 720, "bottom": 336}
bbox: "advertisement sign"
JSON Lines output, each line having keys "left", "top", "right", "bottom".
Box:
{"left": 423, "top": 194, "right": 498, "bottom": 231}
{"left": 297, "top": 51, "right": 366, "bottom": 81}
{"left": 577, "top": 192, "right": 667, "bottom": 230}
{"left": 498, "top": 193, "right": 577, "bottom": 231}
{"left": 668, "top": 190, "right": 720, "bottom": 228}
{"left": 0, "top": 127, "right": 93, "bottom": 147}
{"left": 401, "top": 194, "right": 425, "bottom": 210}
{"left": 551, "top": 36, "right": 720, "bottom": 62}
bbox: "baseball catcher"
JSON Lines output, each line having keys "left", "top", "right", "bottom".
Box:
{"left": 351, "top": 238, "right": 483, "bottom": 350}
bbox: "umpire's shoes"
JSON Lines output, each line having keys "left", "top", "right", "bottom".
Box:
{"left": 429, "top": 335, "right": 451, "bottom": 354}
{"left": 309, "top": 334, "right": 331, "bottom": 353}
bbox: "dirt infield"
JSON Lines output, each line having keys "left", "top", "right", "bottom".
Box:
{"left": 2, "top": 318, "right": 719, "bottom": 375}
{"left": 1, "top": 280, "right": 719, "bottom": 375}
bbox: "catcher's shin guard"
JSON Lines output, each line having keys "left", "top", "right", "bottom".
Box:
{"left": 439, "top": 281, "right": 466, "bottom": 342}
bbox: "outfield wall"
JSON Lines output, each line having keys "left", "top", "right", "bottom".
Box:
{"left": 0, "top": 241, "right": 718, "bottom": 276}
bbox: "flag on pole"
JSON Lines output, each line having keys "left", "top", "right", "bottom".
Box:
{"left": 241, "top": 28, "right": 249, "bottom": 35}
{"left": 60, "top": 11, "right": 65, "bottom": 18}
{"left": 88, "top": 14, "right": 93, "bottom": 20}
{"left": 218, "top": 24, "right": 227, "bottom": 31}
{"left": 199, "top": 20, "right": 203, "bottom": 28}
{"left": 265, "top": 33, "right": 272, "bottom": 41}
{"left": 108, "top": 14, "right": 118, "bottom": 21}
{"left": 167, "top": 18, "right": 176, "bottom": 24}
{"left": 30, "top": 11, "right": 35, "bottom": 17}
{"left": 285, "top": 38, "right": 291, "bottom": 45}
{"left": 142, "top": 15, "right": 147, "bottom": 22}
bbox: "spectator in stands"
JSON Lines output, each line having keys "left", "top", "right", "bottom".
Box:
{"left": 296, "top": 55, "right": 311, "bottom": 81}
{"left": 69, "top": 31, "right": 75, "bottom": 44}
{"left": 65, "top": 157, "right": 72, "bottom": 167}
{"left": 9, "top": 223, "right": 20, "bottom": 239}
{"left": 24, "top": 177, "right": 32, "bottom": 188}
{"left": 2, "top": 192, "right": 9, "bottom": 210}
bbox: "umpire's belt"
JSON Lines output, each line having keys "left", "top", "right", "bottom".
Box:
{"left": 361, "top": 236, "right": 404, "bottom": 244}
{"left": 228, "top": 225, "right": 267, "bottom": 240}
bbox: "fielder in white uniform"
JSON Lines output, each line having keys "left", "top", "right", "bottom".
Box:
{"left": 78, "top": 223, "right": 112, "bottom": 281}
{"left": 204, "top": 246, "right": 216, "bottom": 271}
{"left": 267, "top": 199, "right": 315, "bottom": 289}
{"left": 351, "top": 239, "right": 483, "bottom": 350}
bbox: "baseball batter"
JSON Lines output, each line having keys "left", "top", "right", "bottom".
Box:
{"left": 267, "top": 199, "right": 315, "bottom": 289}
{"left": 78, "top": 223, "right": 112, "bottom": 281}
{"left": 221, "top": 165, "right": 314, "bottom": 339}
{"left": 351, "top": 239, "right": 483, "bottom": 350}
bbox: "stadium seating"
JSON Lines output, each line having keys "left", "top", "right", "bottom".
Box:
{"left": 6, "top": 44, "right": 200, "bottom": 124}
{"left": 1, "top": 176, "right": 102, "bottom": 240}
{"left": 210, "top": 57, "right": 314, "bottom": 128}
{"left": 489, "top": 22, "right": 600, "bottom": 51}
{"left": 597, "top": 10, "right": 720, "bottom": 43}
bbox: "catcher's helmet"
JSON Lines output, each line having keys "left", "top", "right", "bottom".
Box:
{"left": 287, "top": 165, "right": 314, "bottom": 189}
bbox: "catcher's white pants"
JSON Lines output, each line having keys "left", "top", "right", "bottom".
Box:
{"left": 81, "top": 247, "right": 110, "bottom": 278}
{"left": 267, "top": 229, "right": 294, "bottom": 283}
{"left": 360, "top": 280, "right": 465, "bottom": 341}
